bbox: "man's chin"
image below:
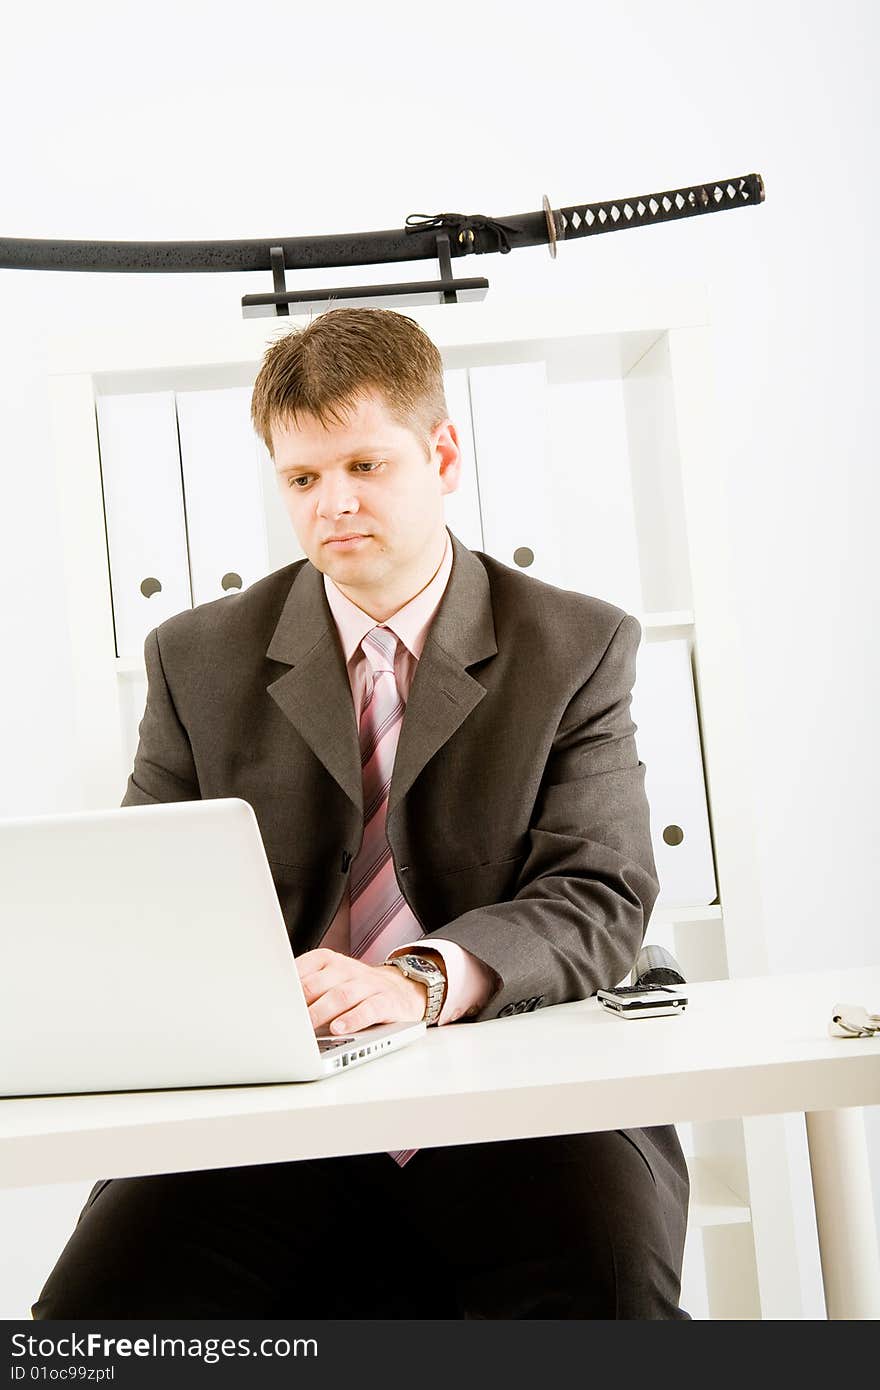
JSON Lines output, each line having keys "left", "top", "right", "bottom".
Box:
{"left": 311, "top": 544, "right": 382, "bottom": 578}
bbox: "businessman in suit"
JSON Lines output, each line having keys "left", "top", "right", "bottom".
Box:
{"left": 33, "top": 307, "right": 690, "bottom": 1320}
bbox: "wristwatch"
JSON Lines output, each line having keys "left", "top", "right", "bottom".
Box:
{"left": 385, "top": 952, "right": 446, "bottom": 1025}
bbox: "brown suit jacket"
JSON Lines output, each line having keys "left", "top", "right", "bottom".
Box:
{"left": 121, "top": 528, "right": 688, "bottom": 1245}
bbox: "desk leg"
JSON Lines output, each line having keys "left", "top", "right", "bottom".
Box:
{"left": 805, "top": 1108, "right": 880, "bottom": 1320}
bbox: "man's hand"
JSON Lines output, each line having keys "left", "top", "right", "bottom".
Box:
{"left": 296, "top": 948, "right": 427, "bottom": 1035}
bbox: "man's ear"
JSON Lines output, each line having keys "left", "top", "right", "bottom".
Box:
{"left": 432, "top": 420, "right": 462, "bottom": 496}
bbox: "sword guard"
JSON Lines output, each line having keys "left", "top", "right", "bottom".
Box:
{"left": 542, "top": 194, "right": 561, "bottom": 259}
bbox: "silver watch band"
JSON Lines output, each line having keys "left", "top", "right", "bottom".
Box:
{"left": 386, "top": 954, "right": 446, "bottom": 1024}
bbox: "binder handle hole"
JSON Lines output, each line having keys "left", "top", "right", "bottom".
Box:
{"left": 221, "top": 572, "right": 243, "bottom": 592}
{"left": 140, "top": 577, "right": 162, "bottom": 598}
{"left": 663, "top": 824, "right": 684, "bottom": 846}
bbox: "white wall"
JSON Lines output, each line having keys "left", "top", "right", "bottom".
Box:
{"left": 1, "top": 0, "right": 877, "bottom": 1319}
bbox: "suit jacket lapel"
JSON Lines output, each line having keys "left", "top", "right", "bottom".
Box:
{"left": 265, "top": 562, "right": 364, "bottom": 814}
{"left": 388, "top": 533, "right": 497, "bottom": 815}
{"left": 263, "top": 530, "right": 498, "bottom": 818}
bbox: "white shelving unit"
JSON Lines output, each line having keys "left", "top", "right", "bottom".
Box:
{"left": 46, "top": 285, "right": 804, "bottom": 1318}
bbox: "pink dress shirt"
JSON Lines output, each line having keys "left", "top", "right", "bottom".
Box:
{"left": 317, "top": 528, "right": 498, "bottom": 1025}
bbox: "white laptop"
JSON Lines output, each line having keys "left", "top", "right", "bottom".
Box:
{"left": 0, "top": 797, "right": 425, "bottom": 1096}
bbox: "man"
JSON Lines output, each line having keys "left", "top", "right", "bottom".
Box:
{"left": 33, "top": 307, "right": 690, "bottom": 1319}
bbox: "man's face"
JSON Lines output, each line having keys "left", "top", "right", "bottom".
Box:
{"left": 270, "top": 389, "right": 460, "bottom": 611}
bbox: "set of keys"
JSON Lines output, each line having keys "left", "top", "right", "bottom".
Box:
{"left": 829, "top": 1003, "right": 880, "bottom": 1038}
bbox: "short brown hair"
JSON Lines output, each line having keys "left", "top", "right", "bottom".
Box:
{"left": 250, "top": 307, "right": 448, "bottom": 459}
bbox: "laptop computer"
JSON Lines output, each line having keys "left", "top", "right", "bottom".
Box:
{"left": 0, "top": 797, "right": 425, "bottom": 1097}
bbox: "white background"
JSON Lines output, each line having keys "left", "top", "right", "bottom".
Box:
{"left": 0, "top": 0, "right": 877, "bottom": 1318}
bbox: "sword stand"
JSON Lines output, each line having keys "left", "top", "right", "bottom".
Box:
{"left": 241, "top": 233, "right": 489, "bottom": 319}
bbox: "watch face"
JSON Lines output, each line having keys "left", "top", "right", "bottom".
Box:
{"left": 404, "top": 955, "right": 435, "bottom": 977}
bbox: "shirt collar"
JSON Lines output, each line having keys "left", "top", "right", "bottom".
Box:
{"left": 322, "top": 527, "right": 453, "bottom": 665}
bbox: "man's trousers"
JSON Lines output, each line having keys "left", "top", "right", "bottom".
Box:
{"left": 32, "top": 1126, "right": 691, "bottom": 1320}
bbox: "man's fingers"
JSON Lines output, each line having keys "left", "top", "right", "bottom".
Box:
{"left": 295, "top": 955, "right": 415, "bottom": 1034}
{"left": 296, "top": 948, "right": 342, "bottom": 977}
{"left": 325, "top": 995, "right": 388, "bottom": 1036}
{"left": 297, "top": 950, "right": 351, "bottom": 1005}
{"left": 308, "top": 978, "right": 376, "bottom": 1033}
{"left": 299, "top": 964, "right": 345, "bottom": 1006}
{"left": 312, "top": 991, "right": 396, "bottom": 1035}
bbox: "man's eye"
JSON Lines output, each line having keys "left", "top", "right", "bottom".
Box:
{"left": 286, "top": 462, "right": 382, "bottom": 489}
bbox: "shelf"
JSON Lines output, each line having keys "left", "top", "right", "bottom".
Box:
{"left": 46, "top": 283, "right": 711, "bottom": 378}
{"left": 641, "top": 610, "right": 695, "bottom": 632}
{"left": 653, "top": 905, "right": 722, "bottom": 924}
{"left": 687, "top": 1157, "right": 751, "bottom": 1228}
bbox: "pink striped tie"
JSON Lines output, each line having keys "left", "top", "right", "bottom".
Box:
{"left": 349, "top": 625, "right": 425, "bottom": 1167}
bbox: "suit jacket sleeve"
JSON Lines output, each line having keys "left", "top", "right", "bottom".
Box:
{"left": 418, "top": 613, "right": 661, "bottom": 1022}
{"left": 121, "top": 628, "right": 200, "bottom": 807}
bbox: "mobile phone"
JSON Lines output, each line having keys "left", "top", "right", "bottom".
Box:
{"left": 596, "top": 982, "right": 688, "bottom": 1019}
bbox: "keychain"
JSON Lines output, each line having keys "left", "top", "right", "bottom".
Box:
{"left": 828, "top": 1003, "right": 880, "bottom": 1038}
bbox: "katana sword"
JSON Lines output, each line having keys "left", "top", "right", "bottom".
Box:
{"left": 0, "top": 172, "right": 764, "bottom": 315}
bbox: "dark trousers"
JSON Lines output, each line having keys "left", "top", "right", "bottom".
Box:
{"left": 32, "top": 1127, "right": 691, "bottom": 1320}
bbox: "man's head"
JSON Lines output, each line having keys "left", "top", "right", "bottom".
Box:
{"left": 251, "top": 307, "right": 461, "bottom": 620}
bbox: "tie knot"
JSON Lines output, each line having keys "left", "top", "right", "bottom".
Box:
{"left": 362, "top": 625, "right": 398, "bottom": 675}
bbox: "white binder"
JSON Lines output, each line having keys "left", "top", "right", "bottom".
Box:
{"left": 96, "top": 391, "right": 192, "bottom": 661}
{"left": 630, "top": 637, "right": 717, "bottom": 907}
{"left": 175, "top": 387, "right": 271, "bottom": 606}
{"left": 118, "top": 668, "right": 148, "bottom": 785}
{"left": 442, "top": 368, "right": 483, "bottom": 552}
{"left": 545, "top": 371, "right": 643, "bottom": 614}
{"left": 467, "top": 362, "right": 566, "bottom": 587}
{"left": 257, "top": 417, "right": 306, "bottom": 573}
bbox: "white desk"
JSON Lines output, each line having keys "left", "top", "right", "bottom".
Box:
{"left": 3, "top": 966, "right": 879, "bottom": 1319}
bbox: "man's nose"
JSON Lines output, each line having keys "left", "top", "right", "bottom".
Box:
{"left": 315, "top": 477, "right": 359, "bottom": 517}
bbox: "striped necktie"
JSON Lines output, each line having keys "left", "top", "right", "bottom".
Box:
{"left": 348, "top": 624, "right": 425, "bottom": 1168}
{"left": 349, "top": 625, "right": 424, "bottom": 962}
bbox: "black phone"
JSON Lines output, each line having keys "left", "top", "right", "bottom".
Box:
{"left": 596, "top": 983, "right": 688, "bottom": 1019}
